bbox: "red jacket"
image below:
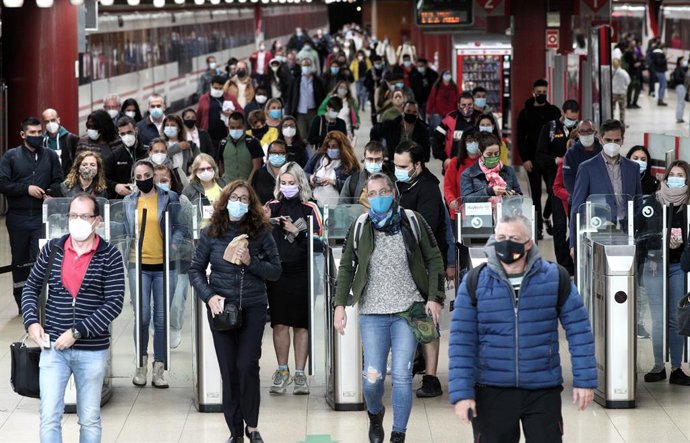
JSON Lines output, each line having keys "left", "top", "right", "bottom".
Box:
{"left": 249, "top": 50, "right": 273, "bottom": 76}
{"left": 444, "top": 154, "right": 480, "bottom": 218}
{"left": 196, "top": 93, "right": 243, "bottom": 132}
{"left": 553, "top": 160, "right": 570, "bottom": 216}
{"left": 426, "top": 82, "right": 459, "bottom": 117}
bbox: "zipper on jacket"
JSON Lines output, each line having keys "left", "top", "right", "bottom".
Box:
{"left": 500, "top": 277, "right": 521, "bottom": 387}
{"left": 72, "top": 297, "right": 76, "bottom": 328}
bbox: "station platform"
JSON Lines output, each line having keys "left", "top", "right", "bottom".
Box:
{"left": 1, "top": 93, "right": 690, "bottom": 443}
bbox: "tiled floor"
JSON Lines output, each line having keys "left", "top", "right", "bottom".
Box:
{"left": 1, "top": 91, "right": 690, "bottom": 442}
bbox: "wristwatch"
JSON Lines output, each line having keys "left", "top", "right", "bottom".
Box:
{"left": 71, "top": 328, "right": 82, "bottom": 340}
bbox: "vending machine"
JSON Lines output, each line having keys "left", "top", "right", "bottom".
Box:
{"left": 454, "top": 41, "right": 512, "bottom": 133}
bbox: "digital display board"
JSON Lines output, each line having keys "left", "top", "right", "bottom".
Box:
{"left": 416, "top": 0, "right": 474, "bottom": 27}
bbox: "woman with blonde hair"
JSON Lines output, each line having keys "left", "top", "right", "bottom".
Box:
{"left": 304, "top": 130, "right": 360, "bottom": 207}
{"left": 266, "top": 162, "right": 322, "bottom": 395}
{"left": 182, "top": 153, "right": 226, "bottom": 206}
{"left": 264, "top": 98, "right": 284, "bottom": 128}
{"left": 189, "top": 180, "right": 281, "bottom": 443}
{"left": 60, "top": 150, "right": 109, "bottom": 198}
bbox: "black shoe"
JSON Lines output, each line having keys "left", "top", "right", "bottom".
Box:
{"left": 368, "top": 407, "right": 385, "bottom": 443}
{"left": 245, "top": 427, "right": 264, "bottom": 443}
{"left": 637, "top": 324, "right": 650, "bottom": 339}
{"left": 412, "top": 353, "right": 426, "bottom": 375}
{"left": 669, "top": 368, "right": 690, "bottom": 386}
{"left": 658, "top": 101, "right": 668, "bottom": 106}
{"left": 390, "top": 432, "right": 406, "bottom": 443}
{"left": 537, "top": 231, "right": 544, "bottom": 241}
{"left": 225, "top": 437, "right": 244, "bottom": 443}
{"left": 644, "top": 368, "right": 666, "bottom": 383}
{"left": 544, "top": 219, "right": 553, "bottom": 236}
{"left": 416, "top": 374, "right": 443, "bottom": 398}
{"left": 678, "top": 119, "right": 686, "bottom": 123}
{"left": 632, "top": 104, "right": 642, "bottom": 109}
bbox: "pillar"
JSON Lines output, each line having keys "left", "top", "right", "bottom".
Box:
{"left": 2, "top": 3, "right": 79, "bottom": 147}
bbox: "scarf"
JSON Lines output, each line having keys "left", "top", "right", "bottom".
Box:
{"left": 368, "top": 202, "right": 402, "bottom": 235}
{"left": 656, "top": 181, "right": 689, "bottom": 206}
{"left": 478, "top": 160, "right": 507, "bottom": 204}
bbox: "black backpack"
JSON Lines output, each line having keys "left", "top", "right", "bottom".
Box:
{"left": 464, "top": 262, "right": 572, "bottom": 310}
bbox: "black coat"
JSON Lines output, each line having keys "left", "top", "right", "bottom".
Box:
{"left": 370, "top": 115, "right": 430, "bottom": 162}
{"left": 189, "top": 224, "right": 282, "bottom": 306}
{"left": 196, "top": 129, "right": 217, "bottom": 160}
{"left": 535, "top": 119, "right": 573, "bottom": 170}
{"left": 104, "top": 143, "right": 149, "bottom": 198}
{"left": 52, "top": 131, "right": 80, "bottom": 176}
{"left": 288, "top": 75, "right": 326, "bottom": 117}
{"left": 516, "top": 98, "right": 561, "bottom": 163}
{"left": 410, "top": 68, "right": 439, "bottom": 104}
{"left": 250, "top": 166, "right": 277, "bottom": 205}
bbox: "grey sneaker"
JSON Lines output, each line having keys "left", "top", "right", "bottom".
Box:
{"left": 170, "top": 328, "right": 182, "bottom": 349}
{"left": 293, "top": 372, "right": 310, "bottom": 395}
{"left": 151, "top": 361, "right": 169, "bottom": 388}
{"left": 269, "top": 369, "right": 291, "bottom": 394}
{"left": 132, "top": 356, "right": 148, "bottom": 387}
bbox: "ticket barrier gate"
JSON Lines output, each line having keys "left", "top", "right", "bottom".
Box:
{"left": 452, "top": 196, "right": 536, "bottom": 289}
{"left": 323, "top": 199, "right": 365, "bottom": 411}
{"left": 576, "top": 195, "right": 637, "bottom": 408}
{"left": 42, "top": 198, "right": 111, "bottom": 413}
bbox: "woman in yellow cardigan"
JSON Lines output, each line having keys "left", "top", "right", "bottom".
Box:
{"left": 350, "top": 49, "right": 372, "bottom": 112}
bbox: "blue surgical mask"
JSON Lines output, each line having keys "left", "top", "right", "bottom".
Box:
{"left": 229, "top": 129, "right": 244, "bottom": 140}
{"left": 149, "top": 107, "right": 164, "bottom": 119}
{"left": 268, "top": 154, "right": 287, "bottom": 167}
{"left": 227, "top": 200, "right": 249, "bottom": 219}
{"left": 564, "top": 117, "right": 578, "bottom": 128}
{"left": 634, "top": 160, "right": 647, "bottom": 173}
{"left": 374, "top": 63, "right": 383, "bottom": 70}
{"left": 156, "top": 182, "right": 170, "bottom": 192}
{"left": 365, "top": 161, "right": 383, "bottom": 174}
{"left": 330, "top": 66, "right": 340, "bottom": 75}
{"left": 369, "top": 194, "right": 394, "bottom": 214}
{"left": 474, "top": 97, "right": 487, "bottom": 108}
{"left": 395, "top": 82, "right": 404, "bottom": 89}
{"left": 478, "top": 125, "right": 493, "bottom": 133}
{"left": 301, "top": 66, "right": 312, "bottom": 75}
{"left": 395, "top": 167, "right": 411, "bottom": 183}
{"left": 667, "top": 176, "right": 686, "bottom": 189}
{"left": 327, "top": 148, "right": 340, "bottom": 160}
{"left": 466, "top": 142, "right": 480, "bottom": 155}
{"left": 442, "top": 73, "right": 452, "bottom": 82}
{"left": 269, "top": 109, "right": 282, "bottom": 120}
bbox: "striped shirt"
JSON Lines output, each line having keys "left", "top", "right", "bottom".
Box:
{"left": 21, "top": 234, "right": 125, "bottom": 351}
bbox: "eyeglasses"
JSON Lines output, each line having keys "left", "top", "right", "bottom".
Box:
{"left": 68, "top": 213, "right": 96, "bottom": 221}
{"left": 229, "top": 194, "right": 250, "bottom": 204}
{"left": 367, "top": 188, "right": 392, "bottom": 199}
{"left": 364, "top": 158, "right": 383, "bottom": 164}
{"left": 198, "top": 167, "right": 214, "bottom": 173}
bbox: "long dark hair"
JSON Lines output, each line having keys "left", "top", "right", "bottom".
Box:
{"left": 477, "top": 113, "right": 501, "bottom": 140}
{"left": 456, "top": 129, "right": 480, "bottom": 169}
{"left": 279, "top": 115, "right": 303, "bottom": 144}
{"left": 626, "top": 145, "right": 653, "bottom": 184}
{"left": 121, "top": 98, "right": 143, "bottom": 122}
{"left": 208, "top": 181, "right": 270, "bottom": 239}
{"left": 87, "top": 110, "right": 118, "bottom": 143}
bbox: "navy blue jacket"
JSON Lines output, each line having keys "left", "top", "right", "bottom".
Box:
{"left": 460, "top": 161, "right": 522, "bottom": 201}
{"left": 562, "top": 140, "right": 603, "bottom": 195}
{"left": 448, "top": 240, "right": 597, "bottom": 403}
{"left": 21, "top": 235, "right": 125, "bottom": 351}
{"left": 569, "top": 153, "right": 642, "bottom": 247}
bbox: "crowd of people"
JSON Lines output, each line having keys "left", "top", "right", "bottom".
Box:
{"left": 2, "top": 22, "right": 690, "bottom": 443}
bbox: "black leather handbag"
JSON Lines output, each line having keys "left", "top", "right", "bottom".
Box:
{"left": 212, "top": 268, "right": 244, "bottom": 331}
{"left": 10, "top": 242, "right": 56, "bottom": 398}
{"left": 679, "top": 294, "right": 690, "bottom": 336}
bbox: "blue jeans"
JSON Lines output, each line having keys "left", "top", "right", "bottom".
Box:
{"left": 170, "top": 273, "right": 190, "bottom": 331}
{"left": 676, "top": 84, "right": 687, "bottom": 121}
{"left": 39, "top": 347, "right": 108, "bottom": 443}
{"left": 656, "top": 71, "right": 667, "bottom": 101}
{"left": 356, "top": 79, "right": 368, "bottom": 110}
{"left": 645, "top": 262, "right": 686, "bottom": 368}
{"left": 359, "top": 314, "right": 417, "bottom": 434}
{"left": 129, "top": 268, "right": 176, "bottom": 362}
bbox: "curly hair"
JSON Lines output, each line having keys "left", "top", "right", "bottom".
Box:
{"left": 207, "top": 181, "right": 270, "bottom": 239}
{"left": 64, "top": 151, "right": 107, "bottom": 194}
{"left": 318, "top": 131, "right": 360, "bottom": 174}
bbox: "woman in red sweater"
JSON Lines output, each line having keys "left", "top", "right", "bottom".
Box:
{"left": 426, "top": 70, "right": 460, "bottom": 132}
{"left": 444, "top": 129, "right": 481, "bottom": 218}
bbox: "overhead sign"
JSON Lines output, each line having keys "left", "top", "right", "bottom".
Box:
{"left": 477, "top": 0, "right": 502, "bottom": 14}
{"left": 416, "top": 0, "right": 474, "bottom": 27}
{"left": 583, "top": 0, "right": 606, "bottom": 13}
{"left": 546, "top": 29, "right": 560, "bottom": 49}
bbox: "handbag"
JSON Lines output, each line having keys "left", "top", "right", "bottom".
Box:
{"left": 398, "top": 302, "right": 440, "bottom": 344}
{"left": 678, "top": 293, "right": 690, "bottom": 336}
{"left": 9, "top": 241, "right": 57, "bottom": 398}
{"left": 212, "top": 268, "right": 244, "bottom": 331}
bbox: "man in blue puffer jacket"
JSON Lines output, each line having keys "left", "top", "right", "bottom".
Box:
{"left": 448, "top": 214, "right": 597, "bottom": 443}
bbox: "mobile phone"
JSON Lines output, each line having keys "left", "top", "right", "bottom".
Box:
{"left": 41, "top": 334, "right": 51, "bottom": 349}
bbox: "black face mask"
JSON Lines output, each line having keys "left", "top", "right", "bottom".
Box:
{"left": 494, "top": 239, "right": 528, "bottom": 264}
{"left": 25, "top": 135, "right": 44, "bottom": 151}
{"left": 236, "top": 69, "right": 247, "bottom": 78}
{"left": 253, "top": 125, "right": 269, "bottom": 139}
{"left": 136, "top": 177, "right": 155, "bottom": 194}
{"left": 183, "top": 119, "right": 196, "bottom": 129}
{"left": 403, "top": 113, "right": 417, "bottom": 124}
{"left": 535, "top": 94, "right": 547, "bottom": 105}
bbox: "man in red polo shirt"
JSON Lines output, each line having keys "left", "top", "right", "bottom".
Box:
{"left": 22, "top": 193, "right": 125, "bottom": 443}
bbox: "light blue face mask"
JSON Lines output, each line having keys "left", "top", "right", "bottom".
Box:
{"left": 634, "top": 160, "right": 647, "bottom": 174}
{"left": 268, "top": 154, "right": 287, "bottom": 168}
{"left": 156, "top": 182, "right": 170, "bottom": 192}
{"left": 227, "top": 200, "right": 249, "bottom": 219}
{"left": 667, "top": 176, "right": 686, "bottom": 189}
{"left": 395, "top": 167, "right": 411, "bottom": 183}
{"left": 229, "top": 129, "right": 244, "bottom": 140}
{"left": 474, "top": 97, "right": 487, "bottom": 108}
{"left": 269, "top": 109, "right": 282, "bottom": 120}
{"left": 330, "top": 66, "right": 340, "bottom": 75}
{"left": 478, "top": 125, "right": 493, "bottom": 133}
{"left": 365, "top": 161, "right": 383, "bottom": 174}
{"left": 369, "top": 195, "right": 394, "bottom": 214}
{"left": 327, "top": 148, "right": 340, "bottom": 160}
{"left": 466, "top": 142, "right": 480, "bottom": 155}
{"left": 564, "top": 117, "right": 578, "bottom": 128}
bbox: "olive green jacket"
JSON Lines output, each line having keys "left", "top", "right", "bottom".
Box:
{"left": 333, "top": 210, "right": 446, "bottom": 307}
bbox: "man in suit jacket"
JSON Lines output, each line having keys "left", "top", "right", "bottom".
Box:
{"left": 569, "top": 119, "right": 642, "bottom": 252}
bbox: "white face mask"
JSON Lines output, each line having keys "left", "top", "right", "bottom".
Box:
{"left": 125, "top": 111, "right": 136, "bottom": 119}
{"left": 209, "top": 62, "right": 217, "bottom": 70}
{"left": 106, "top": 109, "right": 119, "bottom": 120}
{"left": 282, "top": 126, "right": 297, "bottom": 138}
{"left": 337, "top": 87, "right": 348, "bottom": 97}
{"left": 163, "top": 126, "right": 179, "bottom": 138}
{"left": 579, "top": 134, "right": 595, "bottom": 147}
{"left": 69, "top": 218, "right": 94, "bottom": 242}
{"left": 87, "top": 129, "right": 100, "bottom": 141}
{"left": 255, "top": 95, "right": 268, "bottom": 104}
{"left": 121, "top": 134, "right": 136, "bottom": 148}
{"left": 210, "top": 87, "right": 224, "bottom": 98}
{"left": 327, "top": 110, "right": 339, "bottom": 120}
{"left": 46, "top": 121, "right": 60, "bottom": 134}
{"left": 150, "top": 153, "right": 167, "bottom": 165}
{"left": 196, "top": 170, "right": 215, "bottom": 182}
{"left": 603, "top": 142, "right": 621, "bottom": 157}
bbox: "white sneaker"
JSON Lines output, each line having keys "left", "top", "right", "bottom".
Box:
{"left": 170, "top": 329, "right": 181, "bottom": 349}
{"left": 269, "top": 369, "right": 291, "bottom": 394}
{"left": 132, "top": 356, "right": 148, "bottom": 386}
{"left": 152, "top": 361, "right": 169, "bottom": 388}
{"left": 293, "top": 372, "right": 310, "bottom": 395}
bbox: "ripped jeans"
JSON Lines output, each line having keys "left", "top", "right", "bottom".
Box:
{"left": 359, "top": 314, "right": 418, "bottom": 433}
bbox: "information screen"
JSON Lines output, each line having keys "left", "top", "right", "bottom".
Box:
{"left": 415, "top": 0, "right": 474, "bottom": 26}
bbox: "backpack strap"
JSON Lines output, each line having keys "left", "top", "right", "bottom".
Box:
{"left": 555, "top": 263, "right": 572, "bottom": 313}
{"left": 352, "top": 213, "right": 369, "bottom": 257}
{"left": 465, "top": 263, "right": 487, "bottom": 307}
{"left": 403, "top": 209, "right": 421, "bottom": 244}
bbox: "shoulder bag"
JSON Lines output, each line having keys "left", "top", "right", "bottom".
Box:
{"left": 212, "top": 268, "right": 244, "bottom": 331}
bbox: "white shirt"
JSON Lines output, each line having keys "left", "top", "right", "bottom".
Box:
{"left": 257, "top": 51, "right": 266, "bottom": 75}
{"left": 612, "top": 68, "right": 631, "bottom": 95}
{"left": 187, "top": 127, "right": 200, "bottom": 147}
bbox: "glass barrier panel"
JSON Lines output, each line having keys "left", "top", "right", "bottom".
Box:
{"left": 584, "top": 194, "right": 632, "bottom": 235}
{"left": 457, "top": 197, "right": 495, "bottom": 241}
{"left": 308, "top": 216, "right": 326, "bottom": 383}
{"left": 322, "top": 197, "right": 366, "bottom": 241}
{"left": 43, "top": 197, "right": 108, "bottom": 239}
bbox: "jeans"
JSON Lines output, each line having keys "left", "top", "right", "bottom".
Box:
{"left": 171, "top": 273, "right": 190, "bottom": 331}
{"left": 128, "top": 268, "right": 176, "bottom": 362}
{"left": 656, "top": 71, "right": 667, "bottom": 101}
{"left": 39, "top": 347, "right": 108, "bottom": 443}
{"left": 359, "top": 314, "right": 417, "bottom": 434}
{"left": 645, "top": 261, "right": 686, "bottom": 368}
{"left": 676, "top": 85, "right": 687, "bottom": 121}
{"left": 356, "top": 80, "right": 368, "bottom": 111}
{"left": 6, "top": 213, "right": 42, "bottom": 310}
